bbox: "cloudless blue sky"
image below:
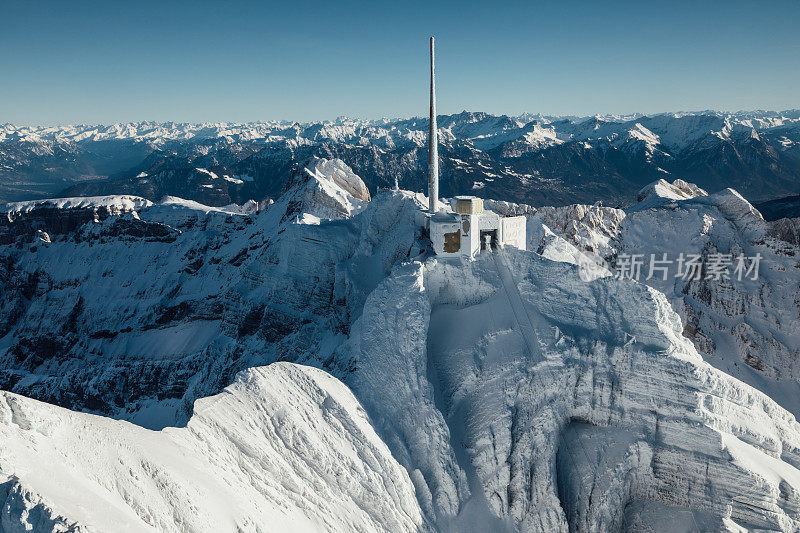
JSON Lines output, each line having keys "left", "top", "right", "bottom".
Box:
{"left": 2, "top": 0, "right": 798, "bottom": 125}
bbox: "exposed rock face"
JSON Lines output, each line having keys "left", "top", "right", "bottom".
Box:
{"left": 768, "top": 216, "right": 800, "bottom": 247}
{"left": 0, "top": 196, "right": 157, "bottom": 245}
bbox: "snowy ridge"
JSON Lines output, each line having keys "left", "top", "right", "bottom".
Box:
{"left": 509, "top": 182, "right": 800, "bottom": 416}
{"left": 0, "top": 174, "right": 424, "bottom": 428}
{"left": 2, "top": 195, "right": 153, "bottom": 216}
{"left": 0, "top": 194, "right": 264, "bottom": 218}
{"left": 0, "top": 363, "right": 424, "bottom": 532}
{"left": 341, "top": 249, "right": 800, "bottom": 531}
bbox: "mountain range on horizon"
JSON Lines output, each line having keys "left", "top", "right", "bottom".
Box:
{"left": 3, "top": 109, "right": 800, "bottom": 215}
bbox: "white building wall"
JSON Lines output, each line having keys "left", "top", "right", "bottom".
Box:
{"left": 478, "top": 211, "right": 500, "bottom": 231}
{"left": 462, "top": 213, "right": 481, "bottom": 258}
{"left": 500, "top": 216, "right": 526, "bottom": 251}
{"left": 430, "top": 210, "right": 525, "bottom": 257}
{"left": 430, "top": 220, "right": 462, "bottom": 257}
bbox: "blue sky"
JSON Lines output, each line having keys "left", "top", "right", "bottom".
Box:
{"left": 2, "top": 0, "right": 798, "bottom": 125}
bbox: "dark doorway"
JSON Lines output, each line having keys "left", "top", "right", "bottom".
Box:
{"left": 480, "top": 229, "right": 498, "bottom": 251}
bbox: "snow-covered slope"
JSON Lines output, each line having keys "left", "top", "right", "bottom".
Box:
{"left": 635, "top": 178, "right": 708, "bottom": 205}
{"left": 0, "top": 362, "right": 424, "bottom": 532}
{"left": 340, "top": 249, "right": 800, "bottom": 532}
{"left": 276, "top": 156, "right": 371, "bottom": 223}
{"left": 0, "top": 163, "right": 421, "bottom": 428}
{"left": 511, "top": 180, "right": 800, "bottom": 418}
{"left": 2, "top": 195, "right": 153, "bottom": 216}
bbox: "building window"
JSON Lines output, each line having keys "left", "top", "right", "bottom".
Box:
{"left": 444, "top": 230, "right": 460, "bottom": 253}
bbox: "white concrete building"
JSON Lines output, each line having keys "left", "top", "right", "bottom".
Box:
{"left": 429, "top": 196, "right": 526, "bottom": 258}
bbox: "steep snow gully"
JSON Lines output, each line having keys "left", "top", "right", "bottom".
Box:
{"left": 1, "top": 160, "right": 800, "bottom": 531}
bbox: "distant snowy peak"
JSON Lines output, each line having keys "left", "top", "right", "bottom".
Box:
{"left": 636, "top": 178, "right": 709, "bottom": 205}
{"left": 0, "top": 121, "right": 293, "bottom": 144}
{"left": 4, "top": 109, "right": 800, "bottom": 208}
{"left": 2, "top": 110, "right": 798, "bottom": 148}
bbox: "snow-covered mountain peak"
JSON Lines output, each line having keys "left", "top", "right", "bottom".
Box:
{"left": 0, "top": 109, "right": 800, "bottom": 531}
{"left": 301, "top": 156, "right": 371, "bottom": 203}
{"left": 2, "top": 156, "right": 800, "bottom": 530}
{"left": 4, "top": 110, "right": 800, "bottom": 207}
{"left": 3, "top": 110, "right": 794, "bottom": 148}
{"left": 636, "top": 178, "right": 709, "bottom": 205}
{"left": 626, "top": 123, "right": 660, "bottom": 145}
{"left": 345, "top": 244, "right": 800, "bottom": 531}
{"left": 276, "top": 157, "right": 371, "bottom": 224}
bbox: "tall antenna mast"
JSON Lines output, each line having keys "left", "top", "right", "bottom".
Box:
{"left": 428, "top": 36, "right": 438, "bottom": 213}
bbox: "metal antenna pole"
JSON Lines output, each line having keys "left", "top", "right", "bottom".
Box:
{"left": 428, "top": 37, "right": 439, "bottom": 213}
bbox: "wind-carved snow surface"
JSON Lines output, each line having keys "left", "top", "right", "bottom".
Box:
{"left": 0, "top": 363, "right": 424, "bottom": 532}
{"left": 511, "top": 180, "right": 800, "bottom": 419}
{"left": 340, "top": 251, "right": 800, "bottom": 532}
{"left": 2, "top": 162, "right": 800, "bottom": 531}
